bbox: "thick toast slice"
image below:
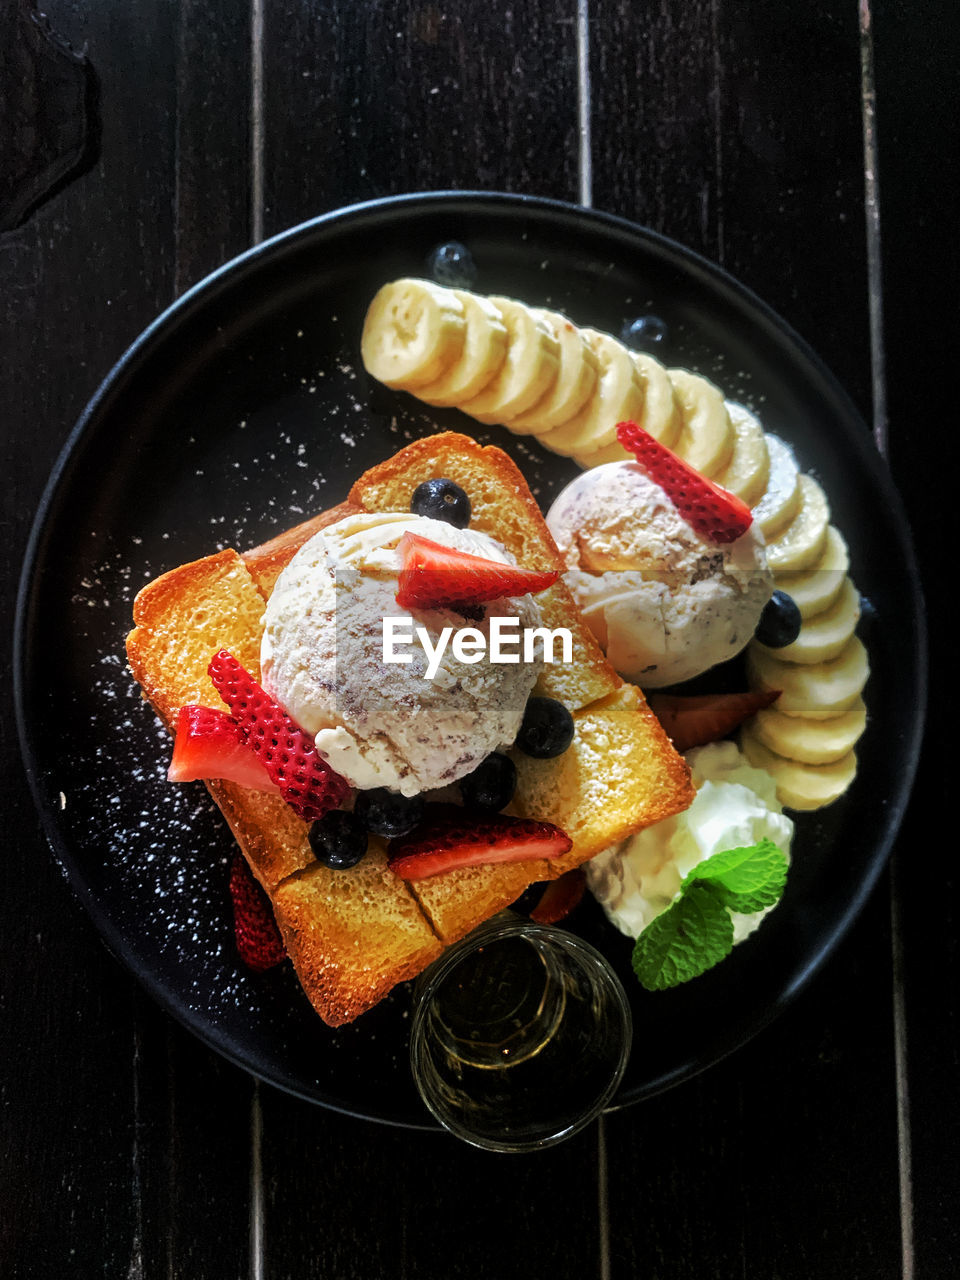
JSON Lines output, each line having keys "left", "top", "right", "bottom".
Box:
{"left": 126, "top": 432, "right": 693, "bottom": 1024}
{"left": 127, "top": 545, "right": 445, "bottom": 1016}
{"left": 347, "top": 434, "right": 692, "bottom": 944}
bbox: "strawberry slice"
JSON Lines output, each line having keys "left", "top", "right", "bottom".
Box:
{"left": 616, "top": 420, "right": 754, "bottom": 543}
{"left": 208, "top": 649, "right": 351, "bottom": 823}
{"left": 387, "top": 805, "right": 572, "bottom": 880}
{"left": 228, "top": 854, "right": 286, "bottom": 972}
{"left": 647, "top": 688, "right": 780, "bottom": 753}
{"left": 530, "top": 868, "right": 586, "bottom": 925}
{"left": 168, "top": 704, "right": 280, "bottom": 793}
{"left": 395, "top": 532, "right": 558, "bottom": 611}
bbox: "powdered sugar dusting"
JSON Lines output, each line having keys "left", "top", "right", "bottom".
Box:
{"left": 28, "top": 251, "right": 774, "bottom": 1114}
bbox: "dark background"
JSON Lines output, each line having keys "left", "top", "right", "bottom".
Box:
{"left": 1, "top": 1, "right": 954, "bottom": 1276}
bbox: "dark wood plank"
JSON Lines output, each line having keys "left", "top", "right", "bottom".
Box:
{"left": 1, "top": 2, "right": 255, "bottom": 1275}
{"left": 5, "top": 0, "right": 946, "bottom": 1274}
{"left": 0, "top": 824, "right": 140, "bottom": 1273}
{"left": 260, "top": 1089, "right": 600, "bottom": 1278}
{"left": 254, "top": 5, "right": 606, "bottom": 1277}
{"left": 605, "top": 890, "right": 901, "bottom": 1278}
{"left": 589, "top": 0, "right": 723, "bottom": 254}
{"left": 589, "top": 3, "right": 902, "bottom": 1274}
{"left": 590, "top": 0, "right": 872, "bottom": 415}
{"left": 131, "top": 1003, "right": 256, "bottom": 1280}
{"left": 713, "top": 3, "right": 873, "bottom": 414}
{"left": 1, "top": 0, "right": 178, "bottom": 1267}
{"left": 260, "top": 0, "right": 584, "bottom": 237}
{"left": 174, "top": 0, "right": 253, "bottom": 292}
{"left": 873, "top": 1, "right": 958, "bottom": 1274}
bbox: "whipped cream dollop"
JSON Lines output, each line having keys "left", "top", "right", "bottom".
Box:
{"left": 261, "top": 510, "right": 543, "bottom": 796}
{"left": 546, "top": 462, "right": 772, "bottom": 687}
{"left": 586, "top": 741, "right": 793, "bottom": 943}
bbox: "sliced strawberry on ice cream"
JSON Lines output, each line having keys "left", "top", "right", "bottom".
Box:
{"left": 616, "top": 420, "right": 754, "bottom": 544}
{"left": 530, "top": 868, "right": 586, "bottom": 925}
{"left": 228, "top": 854, "right": 286, "bottom": 972}
{"left": 647, "top": 688, "right": 780, "bottom": 753}
{"left": 395, "top": 532, "right": 558, "bottom": 611}
{"left": 387, "top": 805, "right": 572, "bottom": 880}
{"left": 208, "top": 649, "right": 351, "bottom": 823}
{"left": 168, "top": 704, "right": 280, "bottom": 793}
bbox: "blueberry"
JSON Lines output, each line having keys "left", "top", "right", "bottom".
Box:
{"left": 460, "top": 753, "right": 517, "bottom": 811}
{"left": 308, "top": 811, "right": 368, "bottom": 870}
{"left": 354, "top": 788, "right": 425, "bottom": 838}
{"left": 755, "top": 590, "right": 803, "bottom": 647}
{"left": 621, "top": 313, "right": 669, "bottom": 352}
{"left": 858, "top": 594, "right": 878, "bottom": 633}
{"left": 426, "top": 241, "right": 477, "bottom": 288}
{"left": 515, "top": 696, "right": 575, "bottom": 759}
{"left": 410, "top": 478, "right": 471, "bottom": 528}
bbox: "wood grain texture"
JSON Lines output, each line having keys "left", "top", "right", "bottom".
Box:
{"left": 589, "top": 0, "right": 872, "bottom": 415}
{"left": 260, "top": 1090, "right": 600, "bottom": 1278}
{"left": 260, "top": 0, "right": 583, "bottom": 235}
{"left": 254, "top": 7, "right": 607, "bottom": 1279}
{"left": 588, "top": 4, "right": 901, "bottom": 1274}
{"left": 174, "top": 0, "right": 253, "bottom": 292}
{"left": 1, "top": 2, "right": 254, "bottom": 1275}
{"left": 873, "top": 0, "right": 958, "bottom": 1274}
{"left": 0, "top": 0, "right": 948, "bottom": 1274}
{"left": 127, "top": 1001, "right": 255, "bottom": 1280}
{"left": 2, "top": 0, "right": 177, "bottom": 1270}
{"left": 604, "top": 893, "right": 901, "bottom": 1278}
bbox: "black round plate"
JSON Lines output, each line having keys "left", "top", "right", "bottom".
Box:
{"left": 15, "top": 192, "right": 926, "bottom": 1129}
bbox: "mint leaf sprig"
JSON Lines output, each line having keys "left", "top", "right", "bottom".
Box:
{"left": 631, "top": 838, "right": 788, "bottom": 992}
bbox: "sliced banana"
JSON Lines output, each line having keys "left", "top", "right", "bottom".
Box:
{"left": 415, "top": 291, "right": 509, "bottom": 406}
{"left": 757, "top": 576, "right": 860, "bottom": 665}
{"left": 361, "top": 278, "right": 467, "bottom": 389}
{"left": 630, "top": 353, "right": 682, "bottom": 448}
{"left": 752, "top": 434, "right": 802, "bottom": 539}
{"left": 740, "top": 728, "right": 857, "bottom": 810}
{"left": 714, "top": 402, "right": 770, "bottom": 507}
{"left": 750, "top": 696, "right": 867, "bottom": 764}
{"left": 506, "top": 310, "right": 599, "bottom": 433}
{"left": 573, "top": 437, "right": 629, "bottom": 467}
{"left": 460, "top": 298, "right": 560, "bottom": 422}
{"left": 667, "top": 369, "right": 734, "bottom": 478}
{"left": 537, "top": 330, "right": 644, "bottom": 456}
{"left": 764, "top": 474, "right": 830, "bottom": 572}
{"left": 746, "top": 634, "right": 869, "bottom": 720}
{"left": 775, "top": 525, "right": 850, "bottom": 619}
{"left": 572, "top": 350, "right": 682, "bottom": 466}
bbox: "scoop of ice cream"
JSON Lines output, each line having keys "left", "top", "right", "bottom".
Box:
{"left": 261, "top": 510, "right": 544, "bottom": 796}
{"left": 586, "top": 741, "right": 793, "bottom": 943}
{"left": 545, "top": 461, "right": 772, "bottom": 687}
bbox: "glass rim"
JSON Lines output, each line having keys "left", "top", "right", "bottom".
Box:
{"left": 409, "top": 914, "right": 633, "bottom": 1153}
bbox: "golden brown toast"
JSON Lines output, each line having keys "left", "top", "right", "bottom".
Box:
{"left": 126, "top": 432, "right": 693, "bottom": 1024}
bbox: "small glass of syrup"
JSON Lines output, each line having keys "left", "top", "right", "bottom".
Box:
{"left": 409, "top": 913, "right": 632, "bottom": 1151}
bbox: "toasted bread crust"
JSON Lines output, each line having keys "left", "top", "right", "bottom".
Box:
{"left": 127, "top": 549, "right": 265, "bottom": 729}
{"left": 412, "top": 684, "right": 694, "bottom": 944}
{"left": 273, "top": 841, "right": 444, "bottom": 1027}
{"left": 126, "top": 546, "right": 439, "bottom": 1019}
{"left": 206, "top": 779, "right": 314, "bottom": 892}
{"left": 243, "top": 501, "right": 363, "bottom": 596}
{"left": 126, "top": 432, "right": 692, "bottom": 1024}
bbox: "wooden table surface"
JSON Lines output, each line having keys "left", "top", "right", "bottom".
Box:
{"left": 1, "top": 1, "right": 954, "bottom": 1276}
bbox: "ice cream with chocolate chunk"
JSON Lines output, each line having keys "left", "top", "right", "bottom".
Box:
{"left": 261, "top": 511, "right": 543, "bottom": 796}
{"left": 546, "top": 462, "right": 772, "bottom": 687}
